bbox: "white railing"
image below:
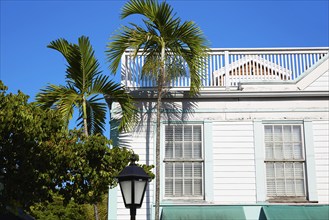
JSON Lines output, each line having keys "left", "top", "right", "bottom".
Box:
{"left": 121, "top": 47, "right": 329, "bottom": 89}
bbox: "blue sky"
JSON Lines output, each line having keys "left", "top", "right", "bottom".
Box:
{"left": 1, "top": 0, "right": 328, "bottom": 131}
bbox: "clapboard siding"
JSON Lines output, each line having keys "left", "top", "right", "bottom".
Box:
{"left": 115, "top": 124, "right": 154, "bottom": 220}
{"left": 212, "top": 121, "right": 256, "bottom": 203}
{"left": 116, "top": 184, "right": 154, "bottom": 220}
{"left": 313, "top": 120, "right": 329, "bottom": 203}
{"left": 214, "top": 183, "right": 256, "bottom": 190}
{"left": 304, "top": 71, "right": 329, "bottom": 91}
{"left": 213, "top": 195, "right": 256, "bottom": 203}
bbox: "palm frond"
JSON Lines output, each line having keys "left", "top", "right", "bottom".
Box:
{"left": 47, "top": 39, "right": 82, "bottom": 90}
{"left": 77, "top": 96, "right": 107, "bottom": 135}
{"left": 107, "top": 25, "right": 159, "bottom": 74}
{"left": 112, "top": 0, "right": 209, "bottom": 95}
{"left": 78, "top": 36, "right": 102, "bottom": 90}
{"left": 102, "top": 82, "right": 138, "bottom": 132}
{"left": 121, "top": 0, "right": 155, "bottom": 20}
{"left": 36, "top": 84, "right": 81, "bottom": 124}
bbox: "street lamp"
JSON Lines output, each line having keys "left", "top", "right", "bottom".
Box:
{"left": 117, "top": 155, "right": 150, "bottom": 220}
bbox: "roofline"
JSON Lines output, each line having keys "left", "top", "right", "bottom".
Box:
{"left": 127, "top": 89, "right": 329, "bottom": 100}
{"left": 124, "top": 47, "right": 329, "bottom": 54}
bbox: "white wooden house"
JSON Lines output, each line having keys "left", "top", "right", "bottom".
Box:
{"left": 107, "top": 48, "right": 329, "bottom": 220}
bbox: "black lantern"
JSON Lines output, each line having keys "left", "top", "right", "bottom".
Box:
{"left": 117, "top": 155, "right": 150, "bottom": 220}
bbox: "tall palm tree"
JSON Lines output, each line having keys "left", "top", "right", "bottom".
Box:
{"left": 106, "top": 1, "right": 209, "bottom": 219}
{"left": 36, "top": 36, "right": 136, "bottom": 136}
{"left": 36, "top": 36, "right": 137, "bottom": 220}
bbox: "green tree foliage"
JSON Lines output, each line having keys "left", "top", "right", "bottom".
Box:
{"left": 54, "top": 130, "right": 133, "bottom": 206}
{"left": 29, "top": 195, "right": 87, "bottom": 220}
{"left": 0, "top": 81, "right": 153, "bottom": 218}
{"left": 36, "top": 36, "right": 137, "bottom": 135}
{"left": 0, "top": 80, "right": 66, "bottom": 210}
{"left": 30, "top": 194, "right": 109, "bottom": 220}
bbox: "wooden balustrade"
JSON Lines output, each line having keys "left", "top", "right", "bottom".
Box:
{"left": 121, "top": 47, "right": 329, "bottom": 89}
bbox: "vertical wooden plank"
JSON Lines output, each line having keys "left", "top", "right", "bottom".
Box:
{"left": 224, "top": 50, "right": 230, "bottom": 88}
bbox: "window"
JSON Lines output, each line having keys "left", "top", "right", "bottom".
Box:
{"left": 264, "top": 124, "right": 306, "bottom": 199}
{"left": 164, "top": 124, "right": 203, "bottom": 199}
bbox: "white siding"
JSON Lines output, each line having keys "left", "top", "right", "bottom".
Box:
{"left": 111, "top": 94, "right": 328, "bottom": 219}
{"left": 304, "top": 71, "right": 329, "bottom": 91}
{"left": 115, "top": 124, "right": 155, "bottom": 220}
{"left": 212, "top": 121, "right": 257, "bottom": 203}
{"left": 313, "top": 120, "right": 329, "bottom": 203}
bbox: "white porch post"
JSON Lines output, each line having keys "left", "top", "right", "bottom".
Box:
{"left": 224, "top": 50, "right": 230, "bottom": 89}
{"left": 121, "top": 53, "right": 128, "bottom": 87}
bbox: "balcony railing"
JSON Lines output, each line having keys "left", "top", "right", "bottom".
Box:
{"left": 121, "top": 47, "right": 329, "bottom": 89}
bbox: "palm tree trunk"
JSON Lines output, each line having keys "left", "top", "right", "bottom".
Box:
{"left": 82, "top": 95, "right": 89, "bottom": 137}
{"left": 155, "top": 90, "right": 161, "bottom": 220}
{"left": 155, "top": 43, "right": 166, "bottom": 220}
{"left": 82, "top": 96, "right": 99, "bottom": 220}
{"left": 93, "top": 203, "right": 99, "bottom": 220}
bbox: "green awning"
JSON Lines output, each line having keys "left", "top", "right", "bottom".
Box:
{"left": 262, "top": 205, "right": 329, "bottom": 220}
{"left": 161, "top": 206, "right": 246, "bottom": 220}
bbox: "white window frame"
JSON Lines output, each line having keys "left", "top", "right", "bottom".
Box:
{"left": 254, "top": 120, "right": 318, "bottom": 203}
{"left": 163, "top": 123, "right": 204, "bottom": 200}
{"left": 264, "top": 123, "right": 307, "bottom": 200}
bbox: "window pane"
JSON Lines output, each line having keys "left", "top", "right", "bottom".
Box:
{"left": 175, "top": 163, "right": 183, "bottom": 177}
{"left": 293, "top": 143, "right": 303, "bottom": 159}
{"left": 184, "top": 125, "right": 192, "bottom": 141}
{"left": 194, "top": 179, "right": 202, "bottom": 195}
{"left": 184, "top": 142, "right": 193, "bottom": 158}
{"left": 283, "top": 143, "right": 293, "bottom": 159}
{"left": 165, "top": 179, "right": 173, "bottom": 196}
{"left": 175, "top": 179, "right": 183, "bottom": 196}
{"left": 175, "top": 143, "right": 183, "bottom": 158}
{"left": 294, "top": 162, "right": 304, "bottom": 178}
{"left": 264, "top": 125, "right": 273, "bottom": 141}
{"left": 175, "top": 125, "right": 183, "bottom": 141}
{"left": 165, "top": 142, "right": 173, "bottom": 158}
{"left": 184, "top": 163, "right": 192, "bottom": 178}
{"left": 165, "top": 163, "right": 173, "bottom": 177}
{"left": 193, "top": 125, "right": 202, "bottom": 141}
{"left": 274, "top": 143, "right": 284, "bottom": 160}
{"left": 273, "top": 126, "right": 283, "bottom": 142}
{"left": 276, "top": 179, "right": 285, "bottom": 195}
{"left": 292, "top": 126, "right": 302, "bottom": 142}
{"left": 184, "top": 179, "right": 192, "bottom": 195}
{"left": 267, "top": 181, "right": 275, "bottom": 196}
{"left": 283, "top": 125, "right": 292, "bottom": 142}
{"left": 275, "top": 163, "right": 284, "bottom": 178}
{"left": 266, "top": 163, "right": 275, "bottom": 179}
{"left": 165, "top": 126, "right": 173, "bottom": 141}
{"left": 194, "top": 163, "right": 202, "bottom": 178}
{"left": 295, "top": 180, "right": 305, "bottom": 196}
{"left": 285, "top": 162, "right": 294, "bottom": 177}
{"left": 193, "top": 142, "right": 202, "bottom": 158}
{"left": 265, "top": 143, "right": 274, "bottom": 159}
{"left": 286, "top": 179, "right": 295, "bottom": 196}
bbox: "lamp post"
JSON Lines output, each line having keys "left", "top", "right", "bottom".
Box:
{"left": 117, "top": 155, "right": 150, "bottom": 220}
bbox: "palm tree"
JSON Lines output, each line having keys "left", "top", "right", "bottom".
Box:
{"left": 106, "top": 1, "right": 209, "bottom": 219}
{"left": 36, "top": 36, "right": 137, "bottom": 220}
{"left": 36, "top": 36, "right": 136, "bottom": 136}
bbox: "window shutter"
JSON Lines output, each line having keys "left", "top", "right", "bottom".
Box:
{"left": 264, "top": 124, "right": 306, "bottom": 198}
{"left": 165, "top": 163, "right": 173, "bottom": 196}
{"left": 164, "top": 124, "right": 204, "bottom": 198}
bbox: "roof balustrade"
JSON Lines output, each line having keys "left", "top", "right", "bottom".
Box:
{"left": 120, "top": 47, "right": 329, "bottom": 90}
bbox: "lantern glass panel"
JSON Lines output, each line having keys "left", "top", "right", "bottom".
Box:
{"left": 119, "top": 180, "right": 132, "bottom": 205}
{"left": 134, "top": 179, "right": 147, "bottom": 205}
